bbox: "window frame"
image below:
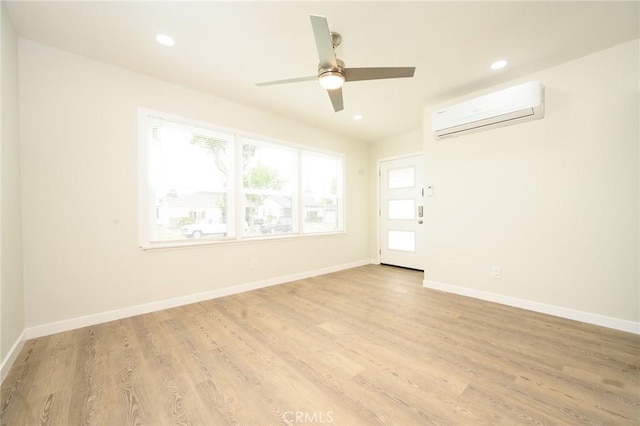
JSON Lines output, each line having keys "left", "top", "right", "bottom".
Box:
{"left": 138, "top": 108, "right": 346, "bottom": 249}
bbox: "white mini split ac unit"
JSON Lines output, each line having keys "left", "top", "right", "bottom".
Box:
{"left": 431, "top": 80, "right": 545, "bottom": 140}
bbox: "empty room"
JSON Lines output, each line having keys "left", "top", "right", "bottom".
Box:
{"left": 1, "top": 1, "right": 639, "bottom": 425}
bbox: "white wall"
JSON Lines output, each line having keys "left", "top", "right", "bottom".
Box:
{"left": 371, "top": 129, "right": 423, "bottom": 162}
{"left": 1, "top": 4, "right": 25, "bottom": 365}
{"left": 423, "top": 39, "right": 639, "bottom": 325}
{"left": 19, "top": 39, "right": 370, "bottom": 329}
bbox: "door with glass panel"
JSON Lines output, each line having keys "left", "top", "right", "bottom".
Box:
{"left": 379, "top": 155, "right": 424, "bottom": 270}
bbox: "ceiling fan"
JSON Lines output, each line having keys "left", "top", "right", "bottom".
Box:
{"left": 256, "top": 15, "right": 416, "bottom": 112}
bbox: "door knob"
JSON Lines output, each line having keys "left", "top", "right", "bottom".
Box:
{"left": 418, "top": 220, "right": 423, "bottom": 224}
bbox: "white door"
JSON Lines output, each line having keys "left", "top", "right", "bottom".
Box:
{"left": 379, "top": 155, "right": 424, "bottom": 270}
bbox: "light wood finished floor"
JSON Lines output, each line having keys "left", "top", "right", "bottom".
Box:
{"left": 2, "top": 265, "right": 639, "bottom": 425}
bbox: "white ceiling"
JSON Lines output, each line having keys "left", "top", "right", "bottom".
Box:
{"left": 5, "top": 1, "right": 639, "bottom": 143}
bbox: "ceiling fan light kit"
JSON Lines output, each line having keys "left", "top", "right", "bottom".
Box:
{"left": 319, "top": 71, "right": 345, "bottom": 90}
{"left": 256, "top": 15, "right": 416, "bottom": 112}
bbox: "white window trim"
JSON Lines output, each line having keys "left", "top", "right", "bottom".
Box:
{"left": 138, "top": 107, "right": 346, "bottom": 250}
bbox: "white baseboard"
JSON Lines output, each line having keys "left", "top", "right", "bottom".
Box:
{"left": 423, "top": 279, "right": 640, "bottom": 335}
{"left": 24, "top": 259, "right": 372, "bottom": 340}
{"left": 1, "top": 329, "right": 26, "bottom": 383}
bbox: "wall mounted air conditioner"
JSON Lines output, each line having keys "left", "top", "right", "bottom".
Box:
{"left": 431, "top": 81, "right": 545, "bottom": 140}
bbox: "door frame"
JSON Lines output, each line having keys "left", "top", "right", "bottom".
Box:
{"left": 376, "top": 152, "right": 425, "bottom": 270}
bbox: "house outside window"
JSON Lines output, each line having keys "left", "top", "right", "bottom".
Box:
{"left": 138, "top": 109, "right": 345, "bottom": 248}
{"left": 242, "top": 138, "right": 296, "bottom": 236}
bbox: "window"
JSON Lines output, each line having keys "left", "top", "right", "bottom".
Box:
{"left": 301, "top": 151, "right": 343, "bottom": 233}
{"left": 242, "top": 138, "right": 296, "bottom": 237}
{"left": 139, "top": 109, "right": 344, "bottom": 247}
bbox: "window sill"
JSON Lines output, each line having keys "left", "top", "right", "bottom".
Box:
{"left": 139, "top": 231, "right": 346, "bottom": 251}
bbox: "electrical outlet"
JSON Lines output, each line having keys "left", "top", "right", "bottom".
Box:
{"left": 492, "top": 266, "right": 502, "bottom": 279}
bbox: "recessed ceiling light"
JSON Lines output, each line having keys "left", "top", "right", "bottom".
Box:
{"left": 156, "top": 33, "right": 175, "bottom": 47}
{"left": 353, "top": 114, "right": 363, "bottom": 121}
{"left": 490, "top": 59, "right": 508, "bottom": 70}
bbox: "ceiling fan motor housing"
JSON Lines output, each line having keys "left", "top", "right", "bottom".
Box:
{"left": 318, "top": 59, "right": 345, "bottom": 90}
{"left": 319, "top": 58, "right": 345, "bottom": 77}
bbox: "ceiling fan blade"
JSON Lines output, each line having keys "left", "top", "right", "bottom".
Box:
{"left": 344, "top": 67, "right": 416, "bottom": 82}
{"left": 310, "top": 15, "right": 337, "bottom": 68}
{"left": 327, "top": 88, "right": 344, "bottom": 112}
{"left": 255, "top": 75, "right": 317, "bottom": 87}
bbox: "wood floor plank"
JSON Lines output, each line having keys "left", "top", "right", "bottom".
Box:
{"left": 2, "top": 265, "right": 639, "bottom": 425}
{"left": 66, "top": 328, "right": 107, "bottom": 425}
{"left": 208, "top": 297, "right": 369, "bottom": 425}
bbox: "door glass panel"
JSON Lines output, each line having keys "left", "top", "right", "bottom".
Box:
{"left": 388, "top": 230, "right": 416, "bottom": 252}
{"left": 388, "top": 199, "right": 415, "bottom": 220}
{"left": 388, "top": 167, "right": 415, "bottom": 189}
